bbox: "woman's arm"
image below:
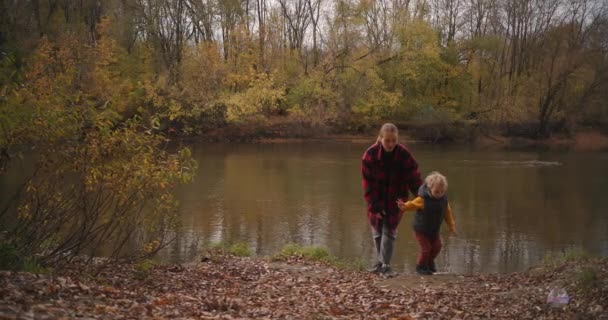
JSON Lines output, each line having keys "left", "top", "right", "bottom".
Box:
{"left": 362, "top": 153, "right": 382, "bottom": 215}
{"left": 400, "top": 147, "right": 422, "bottom": 196}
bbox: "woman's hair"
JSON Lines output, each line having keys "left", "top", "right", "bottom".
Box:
{"left": 377, "top": 123, "right": 398, "bottom": 142}
{"left": 425, "top": 171, "right": 448, "bottom": 190}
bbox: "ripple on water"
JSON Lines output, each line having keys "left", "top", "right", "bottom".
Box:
{"left": 454, "top": 159, "right": 562, "bottom": 168}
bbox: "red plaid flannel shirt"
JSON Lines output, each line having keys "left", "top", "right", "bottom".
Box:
{"left": 361, "top": 142, "right": 422, "bottom": 232}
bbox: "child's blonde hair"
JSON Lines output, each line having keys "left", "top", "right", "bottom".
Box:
{"left": 425, "top": 171, "right": 448, "bottom": 191}
{"left": 377, "top": 123, "right": 398, "bottom": 142}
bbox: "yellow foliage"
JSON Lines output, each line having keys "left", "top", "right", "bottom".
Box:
{"left": 181, "top": 42, "right": 226, "bottom": 103}
{"left": 224, "top": 73, "right": 285, "bottom": 122}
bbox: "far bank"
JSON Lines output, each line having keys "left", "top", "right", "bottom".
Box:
{"left": 183, "top": 118, "right": 608, "bottom": 152}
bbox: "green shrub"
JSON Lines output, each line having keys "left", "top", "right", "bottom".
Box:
{"left": 0, "top": 241, "right": 48, "bottom": 273}
{"left": 0, "top": 241, "right": 22, "bottom": 271}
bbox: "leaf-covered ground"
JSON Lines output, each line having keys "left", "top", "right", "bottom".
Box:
{"left": 1, "top": 255, "right": 607, "bottom": 319}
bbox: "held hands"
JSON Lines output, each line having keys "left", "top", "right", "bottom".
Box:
{"left": 396, "top": 199, "right": 406, "bottom": 211}
{"left": 374, "top": 211, "right": 385, "bottom": 220}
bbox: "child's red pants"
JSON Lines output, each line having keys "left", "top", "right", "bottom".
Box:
{"left": 414, "top": 232, "right": 442, "bottom": 266}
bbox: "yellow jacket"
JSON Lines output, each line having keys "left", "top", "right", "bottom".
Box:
{"left": 399, "top": 197, "right": 457, "bottom": 233}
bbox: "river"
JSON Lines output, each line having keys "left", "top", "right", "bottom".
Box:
{"left": 154, "top": 141, "right": 608, "bottom": 274}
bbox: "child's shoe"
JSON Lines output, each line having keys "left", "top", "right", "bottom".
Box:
{"left": 415, "top": 264, "right": 432, "bottom": 275}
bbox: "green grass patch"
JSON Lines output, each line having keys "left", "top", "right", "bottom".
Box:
{"left": 133, "top": 259, "right": 157, "bottom": 280}
{"left": 541, "top": 248, "right": 604, "bottom": 294}
{"left": 272, "top": 244, "right": 365, "bottom": 271}
{"left": 135, "top": 259, "right": 157, "bottom": 272}
{"left": 22, "top": 258, "right": 49, "bottom": 274}
{"left": 205, "top": 241, "right": 252, "bottom": 257}
{"left": 228, "top": 243, "right": 252, "bottom": 257}
{"left": 562, "top": 247, "right": 590, "bottom": 261}
{"left": 543, "top": 247, "right": 590, "bottom": 266}
{"left": 577, "top": 266, "right": 598, "bottom": 290}
{"left": 276, "top": 243, "right": 331, "bottom": 261}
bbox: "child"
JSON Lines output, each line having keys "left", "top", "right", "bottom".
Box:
{"left": 397, "top": 171, "right": 456, "bottom": 275}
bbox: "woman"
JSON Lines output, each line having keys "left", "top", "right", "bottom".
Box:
{"left": 361, "top": 123, "right": 422, "bottom": 275}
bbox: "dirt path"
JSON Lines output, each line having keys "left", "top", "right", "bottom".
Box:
{"left": 269, "top": 261, "right": 468, "bottom": 291}
{"left": 375, "top": 273, "right": 468, "bottom": 291}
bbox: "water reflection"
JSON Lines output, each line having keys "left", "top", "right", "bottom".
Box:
{"left": 155, "top": 142, "right": 608, "bottom": 274}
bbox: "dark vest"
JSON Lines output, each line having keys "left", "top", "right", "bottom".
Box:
{"left": 412, "top": 184, "right": 448, "bottom": 237}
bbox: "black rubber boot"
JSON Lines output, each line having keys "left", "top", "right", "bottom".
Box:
{"left": 416, "top": 264, "right": 432, "bottom": 275}
{"left": 429, "top": 260, "right": 437, "bottom": 273}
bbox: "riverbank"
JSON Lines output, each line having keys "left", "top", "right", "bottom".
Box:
{"left": 1, "top": 253, "right": 606, "bottom": 319}
{"left": 193, "top": 118, "right": 608, "bottom": 151}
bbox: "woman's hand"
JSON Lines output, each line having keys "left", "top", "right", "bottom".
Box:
{"left": 375, "top": 211, "right": 385, "bottom": 220}
{"left": 449, "top": 230, "right": 458, "bottom": 237}
{"left": 396, "top": 199, "right": 406, "bottom": 211}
